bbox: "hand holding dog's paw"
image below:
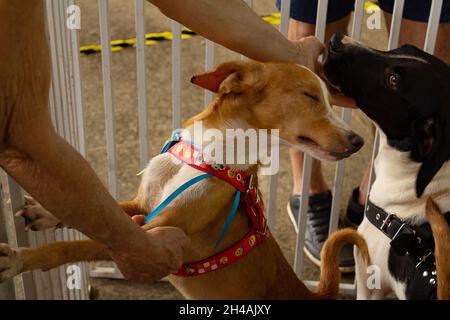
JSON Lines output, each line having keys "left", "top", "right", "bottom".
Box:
{"left": 0, "top": 244, "right": 23, "bottom": 282}
{"left": 110, "top": 226, "right": 190, "bottom": 282}
{"left": 16, "top": 196, "right": 63, "bottom": 231}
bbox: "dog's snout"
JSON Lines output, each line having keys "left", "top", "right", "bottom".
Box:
{"left": 330, "top": 33, "right": 354, "bottom": 52}
{"left": 330, "top": 33, "right": 344, "bottom": 51}
{"left": 348, "top": 133, "right": 364, "bottom": 152}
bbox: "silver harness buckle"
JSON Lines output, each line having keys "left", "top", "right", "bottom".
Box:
{"left": 380, "top": 213, "right": 395, "bottom": 233}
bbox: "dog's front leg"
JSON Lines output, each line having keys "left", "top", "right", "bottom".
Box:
{"left": 16, "top": 197, "right": 148, "bottom": 232}
{"left": 16, "top": 196, "right": 65, "bottom": 231}
{"left": 0, "top": 240, "right": 110, "bottom": 281}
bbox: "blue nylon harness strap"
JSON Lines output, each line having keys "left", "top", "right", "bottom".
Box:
{"left": 144, "top": 173, "right": 212, "bottom": 224}
{"left": 215, "top": 190, "right": 241, "bottom": 249}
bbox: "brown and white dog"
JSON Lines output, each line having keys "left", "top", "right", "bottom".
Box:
{"left": 0, "top": 60, "right": 368, "bottom": 299}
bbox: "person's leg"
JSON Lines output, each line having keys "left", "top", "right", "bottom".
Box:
{"left": 384, "top": 13, "right": 450, "bottom": 64}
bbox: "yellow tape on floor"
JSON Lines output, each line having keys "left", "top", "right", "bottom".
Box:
{"left": 80, "top": 13, "right": 281, "bottom": 55}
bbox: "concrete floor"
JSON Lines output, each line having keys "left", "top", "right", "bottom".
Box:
{"left": 75, "top": 0, "right": 389, "bottom": 299}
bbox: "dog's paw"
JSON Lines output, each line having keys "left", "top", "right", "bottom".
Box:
{"left": 0, "top": 244, "right": 23, "bottom": 282}
{"left": 15, "top": 196, "right": 63, "bottom": 231}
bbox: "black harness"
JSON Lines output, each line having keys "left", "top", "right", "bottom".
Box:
{"left": 365, "top": 200, "right": 450, "bottom": 300}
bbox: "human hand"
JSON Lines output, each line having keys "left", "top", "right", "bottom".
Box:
{"left": 290, "top": 36, "right": 357, "bottom": 108}
{"left": 109, "top": 225, "right": 190, "bottom": 282}
{"left": 290, "top": 36, "right": 325, "bottom": 72}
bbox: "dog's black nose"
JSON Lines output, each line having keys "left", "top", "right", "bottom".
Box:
{"left": 348, "top": 133, "right": 364, "bottom": 151}
{"left": 330, "top": 33, "right": 344, "bottom": 51}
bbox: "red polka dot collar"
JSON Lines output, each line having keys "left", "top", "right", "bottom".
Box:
{"left": 167, "top": 140, "right": 268, "bottom": 277}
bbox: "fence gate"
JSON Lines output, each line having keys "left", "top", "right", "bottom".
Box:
{"left": 0, "top": 0, "right": 445, "bottom": 299}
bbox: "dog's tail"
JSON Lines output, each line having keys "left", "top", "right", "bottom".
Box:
{"left": 425, "top": 198, "right": 450, "bottom": 300}
{"left": 314, "top": 228, "right": 369, "bottom": 299}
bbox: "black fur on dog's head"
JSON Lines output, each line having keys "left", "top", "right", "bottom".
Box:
{"left": 324, "top": 33, "right": 450, "bottom": 197}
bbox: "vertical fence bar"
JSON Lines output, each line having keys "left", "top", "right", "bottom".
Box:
{"left": 99, "top": 0, "right": 118, "bottom": 198}
{"left": 387, "top": 0, "right": 405, "bottom": 50}
{"left": 60, "top": 0, "right": 77, "bottom": 146}
{"left": 67, "top": 0, "right": 90, "bottom": 299}
{"left": 328, "top": 0, "right": 365, "bottom": 236}
{"left": 59, "top": 0, "right": 79, "bottom": 300}
{"left": 44, "top": 0, "right": 90, "bottom": 299}
{"left": 51, "top": 0, "right": 70, "bottom": 300}
{"left": 135, "top": 0, "right": 149, "bottom": 168}
{"left": 204, "top": 40, "right": 215, "bottom": 106}
{"left": 47, "top": 2, "right": 66, "bottom": 136}
{"left": 294, "top": 0, "right": 328, "bottom": 275}
{"left": 65, "top": 0, "right": 80, "bottom": 150}
{"left": 54, "top": 0, "right": 72, "bottom": 141}
{"left": 351, "top": 0, "right": 365, "bottom": 41}
{"left": 172, "top": 21, "right": 182, "bottom": 130}
{"left": 0, "top": 185, "right": 15, "bottom": 300}
{"left": 0, "top": 174, "right": 36, "bottom": 300}
{"left": 424, "top": 0, "right": 443, "bottom": 54}
{"left": 280, "top": 0, "right": 291, "bottom": 37}
{"left": 69, "top": 0, "right": 90, "bottom": 298}
{"left": 70, "top": 0, "right": 86, "bottom": 157}
{"left": 60, "top": 0, "right": 81, "bottom": 300}
{"left": 44, "top": 0, "right": 67, "bottom": 300}
{"left": 266, "top": 0, "right": 291, "bottom": 229}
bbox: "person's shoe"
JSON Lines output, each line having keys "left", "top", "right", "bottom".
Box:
{"left": 287, "top": 191, "right": 355, "bottom": 273}
{"left": 345, "top": 187, "right": 365, "bottom": 228}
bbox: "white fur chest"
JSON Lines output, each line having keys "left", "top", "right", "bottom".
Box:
{"left": 357, "top": 133, "right": 450, "bottom": 299}
{"left": 140, "top": 153, "right": 212, "bottom": 210}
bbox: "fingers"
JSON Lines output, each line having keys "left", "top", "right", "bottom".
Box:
{"left": 147, "top": 226, "right": 191, "bottom": 249}
{"left": 132, "top": 215, "right": 146, "bottom": 226}
{"left": 24, "top": 195, "right": 38, "bottom": 205}
{"left": 110, "top": 226, "right": 191, "bottom": 282}
{"left": 291, "top": 36, "right": 327, "bottom": 72}
{"left": 146, "top": 226, "right": 190, "bottom": 274}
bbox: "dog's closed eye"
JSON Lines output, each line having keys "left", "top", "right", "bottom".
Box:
{"left": 303, "top": 92, "right": 320, "bottom": 103}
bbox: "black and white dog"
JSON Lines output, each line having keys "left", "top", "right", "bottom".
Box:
{"left": 324, "top": 34, "right": 450, "bottom": 299}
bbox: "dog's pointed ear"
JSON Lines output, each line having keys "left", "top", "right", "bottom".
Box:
{"left": 190, "top": 61, "right": 266, "bottom": 94}
{"left": 416, "top": 106, "right": 450, "bottom": 197}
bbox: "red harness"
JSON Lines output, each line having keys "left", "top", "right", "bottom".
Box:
{"left": 166, "top": 140, "right": 268, "bottom": 277}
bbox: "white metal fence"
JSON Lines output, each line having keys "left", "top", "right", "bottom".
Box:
{"left": 0, "top": 0, "right": 444, "bottom": 299}
{"left": 0, "top": 0, "right": 90, "bottom": 300}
